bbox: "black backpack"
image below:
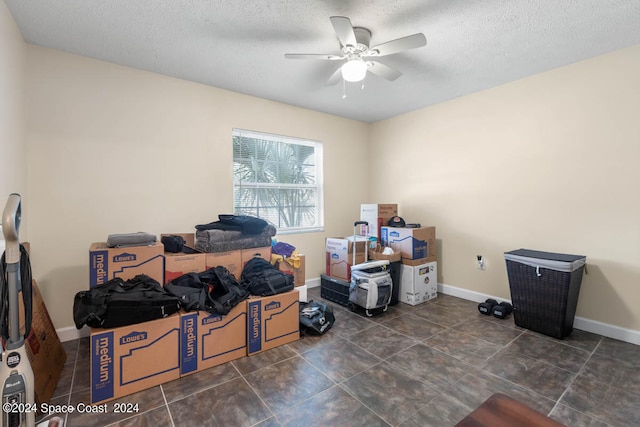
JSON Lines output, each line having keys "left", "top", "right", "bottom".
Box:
{"left": 299, "top": 300, "right": 335, "bottom": 336}
{"left": 164, "top": 266, "right": 248, "bottom": 315}
{"left": 241, "top": 257, "right": 294, "bottom": 296}
{"left": 73, "top": 274, "right": 181, "bottom": 329}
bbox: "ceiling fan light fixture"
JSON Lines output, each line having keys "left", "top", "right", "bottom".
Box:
{"left": 341, "top": 59, "right": 367, "bottom": 82}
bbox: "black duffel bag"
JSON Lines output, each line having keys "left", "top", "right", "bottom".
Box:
{"left": 241, "top": 257, "right": 294, "bottom": 296}
{"left": 164, "top": 266, "right": 248, "bottom": 315}
{"left": 73, "top": 274, "right": 181, "bottom": 329}
{"left": 299, "top": 300, "right": 335, "bottom": 336}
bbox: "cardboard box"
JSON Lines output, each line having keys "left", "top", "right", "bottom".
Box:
{"left": 401, "top": 256, "right": 437, "bottom": 266}
{"left": 276, "top": 254, "right": 306, "bottom": 287}
{"left": 90, "top": 314, "right": 181, "bottom": 404}
{"left": 325, "top": 237, "right": 366, "bottom": 281}
{"left": 164, "top": 252, "right": 206, "bottom": 284}
{"left": 179, "top": 303, "right": 247, "bottom": 376}
{"left": 380, "top": 226, "right": 436, "bottom": 260}
{"left": 89, "top": 241, "right": 165, "bottom": 287}
{"left": 247, "top": 290, "right": 299, "bottom": 356}
{"left": 241, "top": 246, "right": 272, "bottom": 269}
{"left": 400, "top": 261, "right": 438, "bottom": 306}
{"left": 205, "top": 250, "right": 242, "bottom": 279}
{"left": 360, "top": 204, "right": 398, "bottom": 239}
{"left": 19, "top": 280, "right": 67, "bottom": 405}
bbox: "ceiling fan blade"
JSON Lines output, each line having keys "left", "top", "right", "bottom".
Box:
{"left": 325, "top": 65, "right": 344, "bottom": 86}
{"left": 367, "top": 33, "right": 427, "bottom": 57}
{"left": 330, "top": 16, "right": 357, "bottom": 47}
{"left": 367, "top": 61, "right": 402, "bottom": 81}
{"left": 285, "top": 53, "right": 343, "bottom": 60}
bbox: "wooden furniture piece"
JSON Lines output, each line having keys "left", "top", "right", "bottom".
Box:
{"left": 455, "top": 393, "right": 565, "bottom": 427}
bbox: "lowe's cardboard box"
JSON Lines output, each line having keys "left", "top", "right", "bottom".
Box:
{"left": 90, "top": 314, "right": 181, "bottom": 404}
{"left": 360, "top": 204, "right": 398, "bottom": 240}
{"left": 380, "top": 226, "right": 436, "bottom": 261}
{"left": 247, "top": 289, "right": 299, "bottom": 356}
{"left": 241, "top": 246, "right": 272, "bottom": 269}
{"left": 205, "top": 250, "right": 242, "bottom": 279}
{"left": 161, "top": 233, "right": 207, "bottom": 283}
{"left": 400, "top": 261, "right": 438, "bottom": 305}
{"left": 89, "top": 241, "right": 165, "bottom": 287}
{"left": 164, "top": 253, "right": 206, "bottom": 284}
{"left": 325, "top": 238, "right": 366, "bottom": 281}
{"left": 180, "top": 303, "right": 247, "bottom": 376}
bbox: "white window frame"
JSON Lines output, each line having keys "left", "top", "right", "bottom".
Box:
{"left": 232, "top": 128, "right": 324, "bottom": 234}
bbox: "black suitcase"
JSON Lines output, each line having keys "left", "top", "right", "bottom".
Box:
{"left": 73, "top": 274, "right": 180, "bottom": 329}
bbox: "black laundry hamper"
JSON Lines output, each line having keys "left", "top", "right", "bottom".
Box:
{"left": 504, "top": 249, "right": 586, "bottom": 339}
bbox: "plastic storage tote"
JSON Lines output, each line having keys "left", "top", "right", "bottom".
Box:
{"left": 504, "top": 249, "right": 586, "bottom": 339}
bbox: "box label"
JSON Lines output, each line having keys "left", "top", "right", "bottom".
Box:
{"left": 92, "top": 332, "right": 114, "bottom": 404}
{"left": 248, "top": 300, "right": 262, "bottom": 354}
{"left": 181, "top": 314, "right": 198, "bottom": 375}
{"left": 120, "top": 331, "right": 147, "bottom": 345}
{"left": 113, "top": 252, "right": 137, "bottom": 263}
{"left": 90, "top": 250, "right": 109, "bottom": 287}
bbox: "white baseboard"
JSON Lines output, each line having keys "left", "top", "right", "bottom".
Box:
{"left": 438, "top": 282, "right": 640, "bottom": 346}
{"left": 57, "top": 280, "right": 639, "bottom": 346}
{"left": 57, "top": 325, "right": 90, "bottom": 342}
{"left": 306, "top": 277, "right": 320, "bottom": 288}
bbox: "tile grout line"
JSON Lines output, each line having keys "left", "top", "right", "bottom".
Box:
{"left": 63, "top": 339, "right": 81, "bottom": 426}
{"left": 160, "top": 384, "right": 176, "bottom": 427}
{"left": 547, "top": 335, "right": 604, "bottom": 418}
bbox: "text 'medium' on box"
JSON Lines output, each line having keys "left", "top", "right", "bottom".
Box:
{"left": 247, "top": 290, "right": 299, "bottom": 356}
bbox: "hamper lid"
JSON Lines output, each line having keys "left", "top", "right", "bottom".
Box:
{"left": 504, "top": 249, "right": 586, "bottom": 273}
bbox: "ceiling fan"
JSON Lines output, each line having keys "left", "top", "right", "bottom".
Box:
{"left": 285, "top": 16, "right": 427, "bottom": 85}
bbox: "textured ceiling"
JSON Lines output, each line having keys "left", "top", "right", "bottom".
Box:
{"left": 6, "top": 0, "right": 640, "bottom": 123}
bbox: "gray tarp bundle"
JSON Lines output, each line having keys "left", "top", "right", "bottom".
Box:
{"left": 504, "top": 249, "right": 586, "bottom": 275}
{"left": 107, "top": 232, "right": 157, "bottom": 248}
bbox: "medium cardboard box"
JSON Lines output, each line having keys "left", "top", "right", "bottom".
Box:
{"left": 380, "top": 226, "right": 436, "bottom": 260}
{"left": 400, "top": 261, "right": 438, "bottom": 306}
{"left": 276, "top": 254, "right": 306, "bottom": 287}
{"left": 179, "top": 303, "right": 247, "bottom": 376}
{"left": 205, "top": 250, "right": 242, "bottom": 279}
{"left": 360, "top": 204, "right": 398, "bottom": 239}
{"left": 164, "top": 252, "right": 207, "bottom": 284}
{"left": 89, "top": 241, "right": 165, "bottom": 287}
{"left": 241, "top": 246, "right": 272, "bottom": 269}
{"left": 90, "top": 314, "right": 181, "bottom": 404}
{"left": 325, "top": 237, "right": 366, "bottom": 281}
{"left": 247, "top": 289, "right": 299, "bottom": 356}
{"left": 19, "top": 280, "right": 67, "bottom": 406}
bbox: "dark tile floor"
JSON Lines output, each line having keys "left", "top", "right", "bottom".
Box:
{"left": 41, "top": 287, "right": 640, "bottom": 427}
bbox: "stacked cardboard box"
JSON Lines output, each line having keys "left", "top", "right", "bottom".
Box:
{"left": 325, "top": 237, "right": 367, "bottom": 281}
{"left": 380, "top": 226, "right": 436, "bottom": 265}
{"left": 89, "top": 241, "right": 165, "bottom": 287}
{"left": 87, "top": 234, "right": 300, "bottom": 404}
{"left": 359, "top": 204, "right": 398, "bottom": 241}
{"left": 399, "top": 261, "right": 438, "bottom": 305}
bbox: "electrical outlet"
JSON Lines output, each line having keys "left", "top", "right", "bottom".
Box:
{"left": 477, "top": 255, "right": 486, "bottom": 270}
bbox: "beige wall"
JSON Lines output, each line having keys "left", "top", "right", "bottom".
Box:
{"left": 0, "top": 3, "right": 27, "bottom": 230}
{"left": 16, "top": 26, "right": 640, "bottom": 334}
{"left": 25, "top": 46, "right": 369, "bottom": 330}
{"left": 370, "top": 45, "right": 640, "bottom": 330}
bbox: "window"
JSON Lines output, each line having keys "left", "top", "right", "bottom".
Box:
{"left": 233, "top": 129, "right": 324, "bottom": 233}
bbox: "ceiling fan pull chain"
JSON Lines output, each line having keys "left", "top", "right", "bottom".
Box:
{"left": 342, "top": 79, "right": 347, "bottom": 99}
